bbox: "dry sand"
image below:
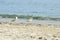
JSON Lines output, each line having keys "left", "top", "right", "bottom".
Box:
{"left": 0, "top": 22, "right": 60, "bottom": 40}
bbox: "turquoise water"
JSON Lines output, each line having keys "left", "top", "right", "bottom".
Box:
{"left": 0, "top": 0, "right": 60, "bottom": 18}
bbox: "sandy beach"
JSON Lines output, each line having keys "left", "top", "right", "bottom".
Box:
{"left": 0, "top": 22, "right": 60, "bottom": 40}
{"left": 0, "top": 0, "right": 60, "bottom": 40}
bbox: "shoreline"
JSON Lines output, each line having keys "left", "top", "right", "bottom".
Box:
{"left": 0, "top": 18, "right": 60, "bottom": 25}
{"left": 0, "top": 14, "right": 60, "bottom": 21}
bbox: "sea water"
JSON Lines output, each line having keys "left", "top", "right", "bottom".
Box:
{"left": 0, "top": 0, "right": 60, "bottom": 18}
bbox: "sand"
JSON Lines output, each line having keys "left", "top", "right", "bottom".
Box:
{"left": 0, "top": 22, "right": 60, "bottom": 40}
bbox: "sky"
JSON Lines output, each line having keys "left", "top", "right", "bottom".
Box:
{"left": 0, "top": 0, "right": 60, "bottom": 17}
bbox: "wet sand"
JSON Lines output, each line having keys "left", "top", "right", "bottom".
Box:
{"left": 0, "top": 22, "right": 60, "bottom": 40}
{"left": 0, "top": 18, "right": 60, "bottom": 25}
